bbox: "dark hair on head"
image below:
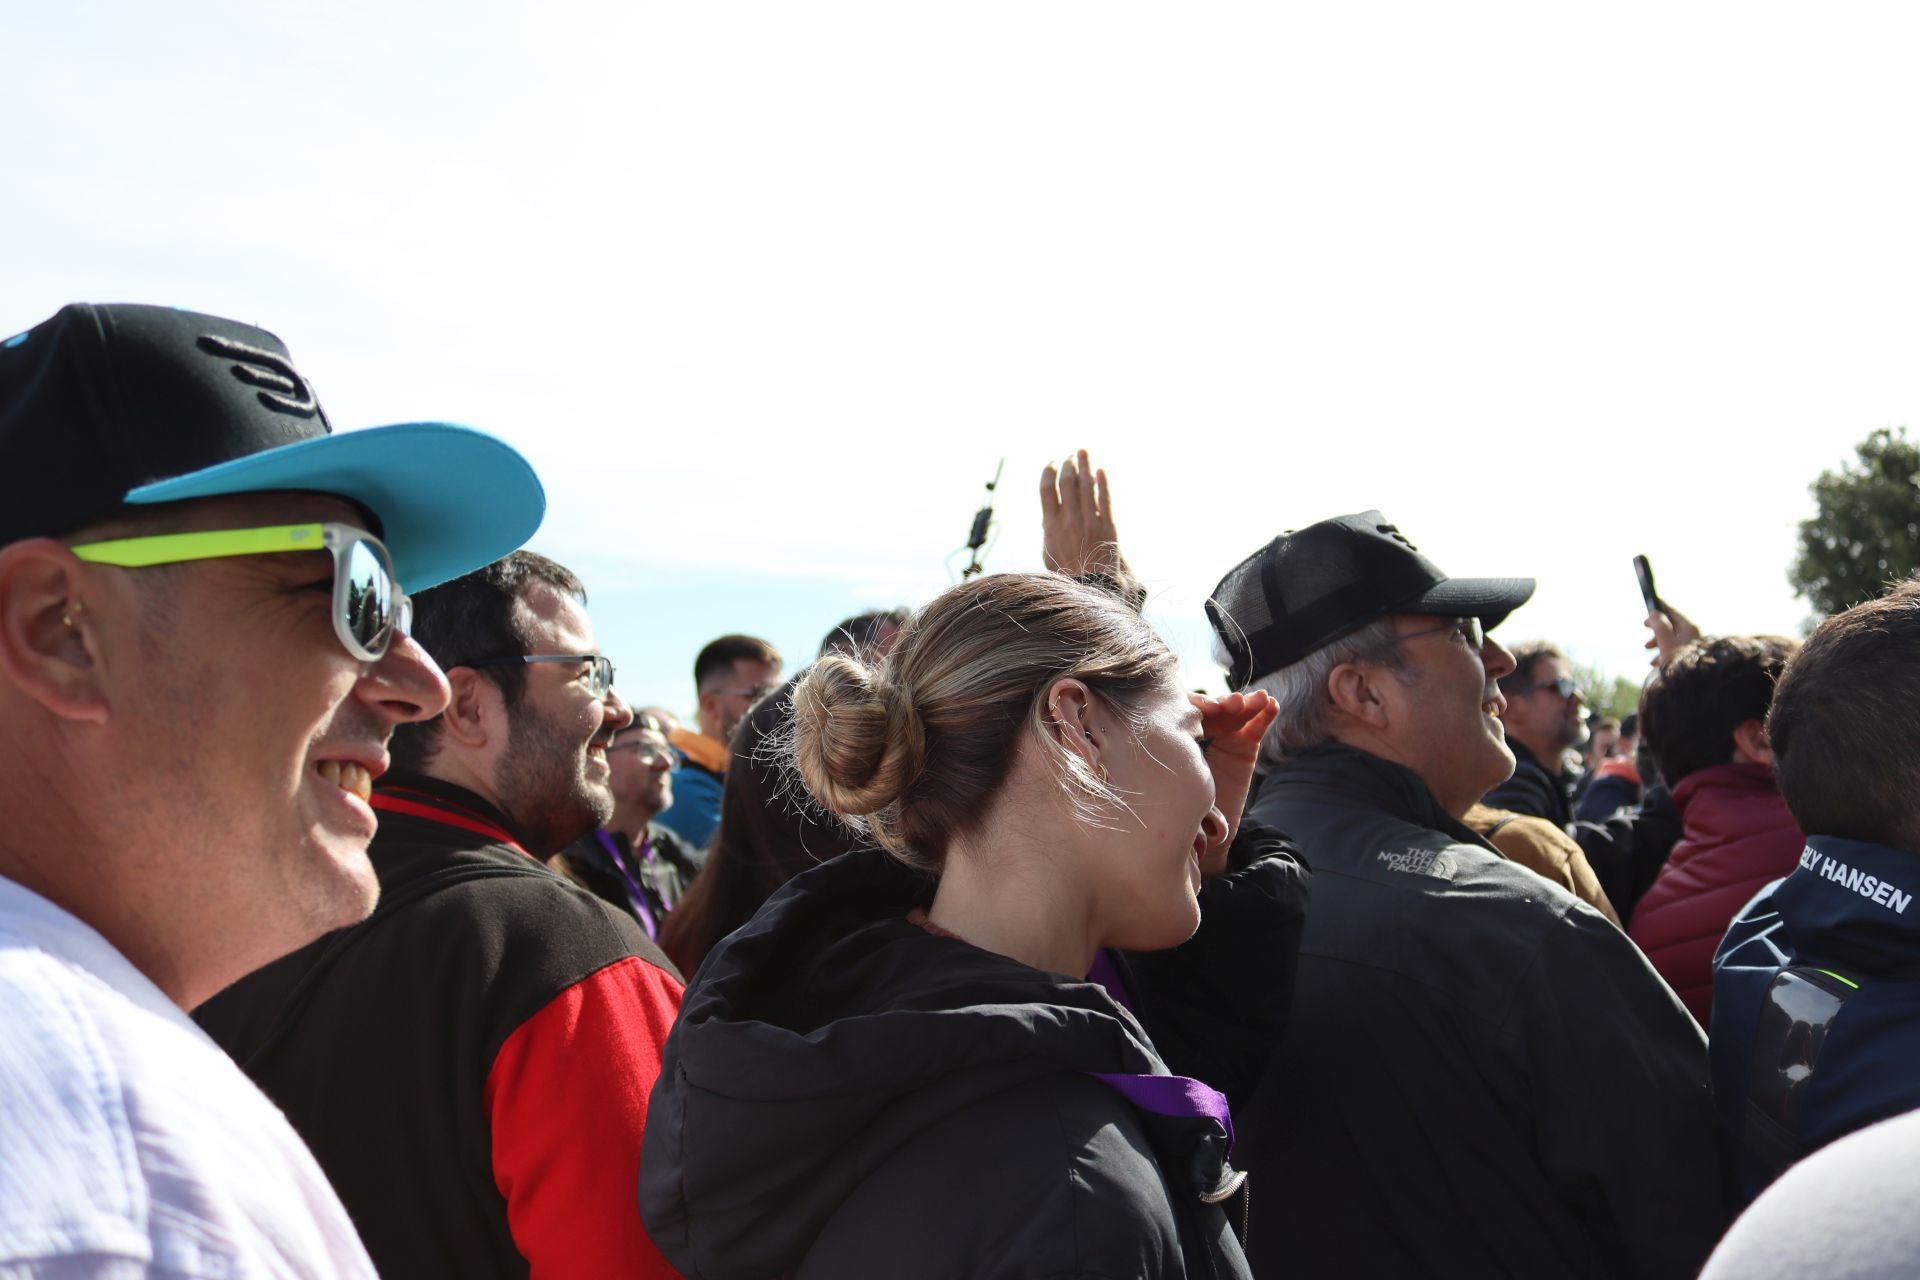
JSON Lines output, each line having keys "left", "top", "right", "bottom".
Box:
{"left": 1620, "top": 712, "right": 1639, "bottom": 738}
{"left": 1498, "top": 640, "right": 1566, "bottom": 691}
{"left": 818, "top": 608, "right": 911, "bottom": 659}
{"left": 657, "top": 680, "right": 860, "bottom": 975}
{"left": 617, "top": 711, "right": 670, "bottom": 741}
{"left": 388, "top": 550, "right": 587, "bottom": 772}
{"left": 1639, "top": 634, "right": 1796, "bottom": 785}
{"left": 693, "top": 634, "right": 782, "bottom": 689}
{"left": 789, "top": 573, "right": 1178, "bottom": 873}
{"left": 1770, "top": 580, "right": 1920, "bottom": 849}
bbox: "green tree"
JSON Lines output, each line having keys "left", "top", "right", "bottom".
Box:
{"left": 1567, "top": 659, "right": 1644, "bottom": 722}
{"left": 1790, "top": 427, "right": 1920, "bottom": 617}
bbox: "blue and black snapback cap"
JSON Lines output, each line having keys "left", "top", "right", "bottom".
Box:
{"left": 0, "top": 302, "right": 544, "bottom": 592}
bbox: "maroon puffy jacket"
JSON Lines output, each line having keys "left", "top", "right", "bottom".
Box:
{"left": 1628, "top": 762, "right": 1803, "bottom": 1028}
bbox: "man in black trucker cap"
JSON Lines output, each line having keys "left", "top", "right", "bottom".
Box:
{"left": 0, "top": 303, "right": 544, "bottom": 1277}
{"left": 1206, "top": 513, "right": 1725, "bottom": 1280}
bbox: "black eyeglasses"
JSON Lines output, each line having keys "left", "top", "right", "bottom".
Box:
{"left": 1394, "top": 616, "right": 1484, "bottom": 650}
{"left": 712, "top": 684, "right": 774, "bottom": 701}
{"left": 463, "top": 653, "right": 615, "bottom": 698}
{"left": 1515, "top": 675, "right": 1582, "bottom": 700}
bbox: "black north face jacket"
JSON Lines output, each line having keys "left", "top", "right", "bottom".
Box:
{"left": 1239, "top": 744, "right": 1726, "bottom": 1279}
{"left": 639, "top": 846, "right": 1255, "bottom": 1280}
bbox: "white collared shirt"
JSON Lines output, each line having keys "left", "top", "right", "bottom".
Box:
{"left": 0, "top": 876, "right": 374, "bottom": 1278}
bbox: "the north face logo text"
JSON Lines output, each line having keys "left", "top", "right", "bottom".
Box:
{"left": 1378, "top": 848, "right": 1456, "bottom": 880}
{"left": 197, "top": 333, "right": 321, "bottom": 417}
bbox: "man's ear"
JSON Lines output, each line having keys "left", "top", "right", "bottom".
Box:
{"left": 1326, "top": 661, "right": 1392, "bottom": 730}
{"left": 440, "top": 668, "right": 505, "bottom": 750}
{"left": 0, "top": 541, "right": 111, "bottom": 725}
{"left": 1731, "top": 717, "right": 1773, "bottom": 766}
{"left": 1042, "top": 677, "right": 1101, "bottom": 768}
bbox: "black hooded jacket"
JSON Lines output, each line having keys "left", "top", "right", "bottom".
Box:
{"left": 639, "top": 846, "right": 1254, "bottom": 1280}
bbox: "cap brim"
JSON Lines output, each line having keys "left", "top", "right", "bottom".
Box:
{"left": 124, "top": 422, "right": 544, "bottom": 591}
{"left": 1397, "top": 576, "right": 1537, "bottom": 633}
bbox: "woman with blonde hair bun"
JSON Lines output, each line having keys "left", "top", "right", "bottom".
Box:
{"left": 640, "top": 570, "right": 1294, "bottom": 1279}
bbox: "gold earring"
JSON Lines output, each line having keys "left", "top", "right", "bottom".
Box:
{"left": 62, "top": 599, "right": 84, "bottom": 629}
{"left": 1096, "top": 762, "right": 1110, "bottom": 785}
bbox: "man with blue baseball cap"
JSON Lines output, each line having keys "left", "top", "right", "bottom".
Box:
{"left": 0, "top": 302, "right": 544, "bottom": 1277}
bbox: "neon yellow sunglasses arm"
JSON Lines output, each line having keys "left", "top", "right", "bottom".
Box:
{"left": 70, "top": 524, "right": 329, "bottom": 568}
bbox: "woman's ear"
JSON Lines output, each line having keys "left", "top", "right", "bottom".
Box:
{"left": 1043, "top": 677, "right": 1101, "bottom": 767}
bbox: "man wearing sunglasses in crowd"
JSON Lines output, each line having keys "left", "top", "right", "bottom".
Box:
{"left": 552, "top": 712, "right": 703, "bottom": 938}
{"left": 1487, "top": 640, "right": 1677, "bottom": 919}
{"left": 0, "top": 303, "right": 543, "bottom": 1277}
{"left": 196, "top": 550, "right": 686, "bottom": 1280}
{"left": 1207, "top": 512, "right": 1724, "bottom": 1280}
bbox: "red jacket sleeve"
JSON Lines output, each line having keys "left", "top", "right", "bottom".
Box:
{"left": 484, "top": 955, "right": 685, "bottom": 1279}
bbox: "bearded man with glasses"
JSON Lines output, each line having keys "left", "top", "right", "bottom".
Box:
{"left": 198, "top": 550, "right": 686, "bottom": 1280}
{"left": 0, "top": 303, "right": 543, "bottom": 1277}
{"left": 1205, "top": 511, "right": 1725, "bottom": 1280}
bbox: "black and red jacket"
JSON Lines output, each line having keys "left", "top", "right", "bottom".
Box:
{"left": 195, "top": 772, "right": 686, "bottom": 1279}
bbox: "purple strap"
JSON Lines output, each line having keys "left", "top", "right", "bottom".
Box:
{"left": 1085, "top": 948, "right": 1137, "bottom": 1014}
{"left": 1083, "top": 948, "right": 1234, "bottom": 1152}
{"left": 596, "top": 829, "right": 658, "bottom": 939}
{"left": 1088, "top": 1071, "right": 1236, "bottom": 1152}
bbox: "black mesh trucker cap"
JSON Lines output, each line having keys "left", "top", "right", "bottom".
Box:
{"left": 1206, "top": 511, "right": 1535, "bottom": 690}
{"left": 0, "top": 303, "right": 544, "bottom": 591}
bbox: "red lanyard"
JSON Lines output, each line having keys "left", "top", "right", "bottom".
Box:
{"left": 371, "top": 788, "right": 530, "bottom": 857}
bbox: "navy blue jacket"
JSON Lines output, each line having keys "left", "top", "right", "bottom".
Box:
{"left": 1711, "top": 834, "right": 1920, "bottom": 1208}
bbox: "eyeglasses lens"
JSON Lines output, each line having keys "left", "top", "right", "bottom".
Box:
{"left": 340, "top": 537, "right": 396, "bottom": 658}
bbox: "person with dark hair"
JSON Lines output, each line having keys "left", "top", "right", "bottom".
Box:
{"left": 197, "top": 551, "right": 686, "bottom": 1279}
{"left": 818, "top": 607, "right": 909, "bottom": 660}
{"left": 1575, "top": 710, "right": 1646, "bottom": 821}
{"left": 1712, "top": 580, "right": 1920, "bottom": 1208}
{"left": 641, "top": 572, "right": 1294, "bottom": 1278}
{"left": 1627, "top": 635, "right": 1801, "bottom": 1025}
{"left": 1210, "top": 511, "right": 1724, "bottom": 1279}
{"left": 0, "top": 302, "right": 540, "bottom": 1277}
{"left": 655, "top": 633, "right": 782, "bottom": 849}
{"left": 656, "top": 683, "right": 860, "bottom": 975}
{"left": 551, "top": 712, "right": 703, "bottom": 938}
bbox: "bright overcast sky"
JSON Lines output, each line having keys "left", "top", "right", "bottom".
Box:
{"left": 7, "top": 3, "right": 1918, "bottom": 711}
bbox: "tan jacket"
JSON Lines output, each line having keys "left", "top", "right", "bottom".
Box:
{"left": 1464, "top": 802, "right": 1622, "bottom": 927}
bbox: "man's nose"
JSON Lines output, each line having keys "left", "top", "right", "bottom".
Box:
{"left": 361, "top": 633, "right": 452, "bottom": 726}
{"left": 1480, "top": 635, "right": 1517, "bottom": 680}
{"left": 603, "top": 686, "right": 635, "bottom": 733}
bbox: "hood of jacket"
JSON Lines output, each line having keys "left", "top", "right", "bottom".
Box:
{"left": 1634, "top": 762, "right": 1803, "bottom": 936}
{"left": 639, "top": 845, "right": 1234, "bottom": 1279}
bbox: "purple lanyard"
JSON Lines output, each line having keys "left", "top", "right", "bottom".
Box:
{"left": 595, "top": 829, "right": 658, "bottom": 939}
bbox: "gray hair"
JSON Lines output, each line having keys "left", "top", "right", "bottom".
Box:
{"left": 1215, "top": 616, "right": 1411, "bottom": 766}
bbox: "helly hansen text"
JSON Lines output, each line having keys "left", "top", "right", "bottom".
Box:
{"left": 1798, "top": 846, "right": 1914, "bottom": 914}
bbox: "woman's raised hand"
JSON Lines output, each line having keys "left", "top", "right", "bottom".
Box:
{"left": 1191, "top": 689, "right": 1279, "bottom": 869}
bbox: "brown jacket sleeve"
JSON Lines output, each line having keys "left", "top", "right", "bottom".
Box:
{"left": 1464, "top": 803, "right": 1622, "bottom": 927}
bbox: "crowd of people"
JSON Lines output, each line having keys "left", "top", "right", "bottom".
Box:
{"left": 3, "top": 300, "right": 1917, "bottom": 1278}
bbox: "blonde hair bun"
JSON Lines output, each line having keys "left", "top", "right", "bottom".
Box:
{"left": 791, "top": 654, "right": 927, "bottom": 821}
